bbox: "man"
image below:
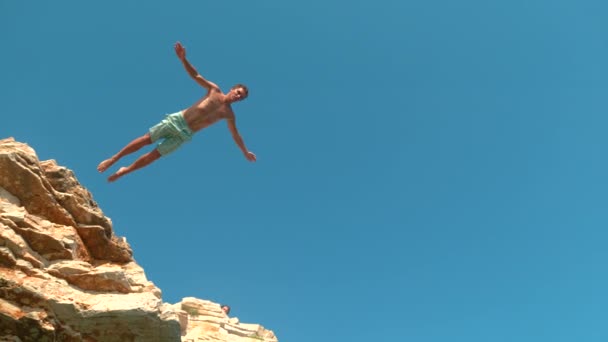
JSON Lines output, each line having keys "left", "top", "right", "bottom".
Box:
{"left": 97, "top": 42, "right": 256, "bottom": 182}
{"left": 220, "top": 304, "right": 231, "bottom": 315}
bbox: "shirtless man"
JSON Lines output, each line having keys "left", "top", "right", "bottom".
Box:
{"left": 97, "top": 42, "right": 256, "bottom": 182}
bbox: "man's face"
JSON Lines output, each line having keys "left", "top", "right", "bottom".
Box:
{"left": 231, "top": 87, "right": 246, "bottom": 102}
{"left": 221, "top": 306, "right": 230, "bottom": 314}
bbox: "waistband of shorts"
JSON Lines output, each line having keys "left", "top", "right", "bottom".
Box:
{"left": 167, "top": 111, "right": 193, "bottom": 138}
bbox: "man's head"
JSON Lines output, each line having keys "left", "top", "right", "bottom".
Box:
{"left": 221, "top": 304, "right": 231, "bottom": 315}
{"left": 228, "top": 84, "right": 249, "bottom": 103}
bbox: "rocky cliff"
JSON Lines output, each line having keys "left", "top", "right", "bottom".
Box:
{"left": 0, "top": 138, "right": 278, "bottom": 342}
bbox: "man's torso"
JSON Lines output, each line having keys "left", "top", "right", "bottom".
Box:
{"left": 181, "top": 90, "right": 234, "bottom": 132}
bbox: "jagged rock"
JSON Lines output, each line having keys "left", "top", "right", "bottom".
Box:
{"left": 0, "top": 139, "right": 76, "bottom": 227}
{"left": 0, "top": 138, "right": 278, "bottom": 342}
{"left": 46, "top": 261, "right": 158, "bottom": 295}
{"left": 40, "top": 160, "right": 113, "bottom": 234}
{"left": 178, "top": 298, "right": 278, "bottom": 342}
{"left": 0, "top": 217, "right": 47, "bottom": 269}
{"left": 9, "top": 215, "right": 81, "bottom": 261}
{"left": 75, "top": 224, "right": 132, "bottom": 263}
{"left": 0, "top": 247, "right": 17, "bottom": 267}
{"left": 0, "top": 268, "right": 180, "bottom": 341}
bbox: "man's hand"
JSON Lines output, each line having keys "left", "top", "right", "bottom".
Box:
{"left": 174, "top": 42, "right": 186, "bottom": 60}
{"left": 245, "top": 151, "right": 257, "bottom": 162}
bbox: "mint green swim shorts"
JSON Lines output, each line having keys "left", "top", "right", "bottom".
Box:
{"left": 149, "top": 111, "right": 193, "bottom": 156}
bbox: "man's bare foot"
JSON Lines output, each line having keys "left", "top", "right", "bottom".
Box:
{"left": 108, "top": 167, "right": 128, "bottom": 182}
{"left": 97, "top": 158, "right": 116, "bottom": 173}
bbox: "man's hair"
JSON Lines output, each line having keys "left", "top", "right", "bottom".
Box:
{"left": 220, "top": 304, "right": 231, "bottom": 314}
{"left": 231, "top": 84, "right": 249, "bottom": 99}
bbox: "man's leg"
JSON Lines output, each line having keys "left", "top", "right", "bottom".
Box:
{"left": 97, "top": 133, "right": 153, "bottom": 173}
{"left": 108, "top": 149, "right": 161, "bottom": 182}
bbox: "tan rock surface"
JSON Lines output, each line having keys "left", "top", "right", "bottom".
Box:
{"left": 177, "top": 298, "right": 278, "bottom": 342}
{"left": 0, "top": 138, "right": 278, "bottom": 342}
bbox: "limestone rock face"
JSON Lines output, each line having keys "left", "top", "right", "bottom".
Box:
{"left": 0, "top": 138, "right": 278, "bottom": 342}
{"left": 176, "top": 298, "right": 278, "bottom": 342}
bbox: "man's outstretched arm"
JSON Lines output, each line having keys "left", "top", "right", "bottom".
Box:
{"left": 174, "top": 42, "right": 219, "bottom": 91}
{"left": 227, "top": 118, "right": 257, "bottom": 162}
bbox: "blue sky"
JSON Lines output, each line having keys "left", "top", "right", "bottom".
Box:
{"left": 2, "top": 1, "right": 608, "bottom": 341}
